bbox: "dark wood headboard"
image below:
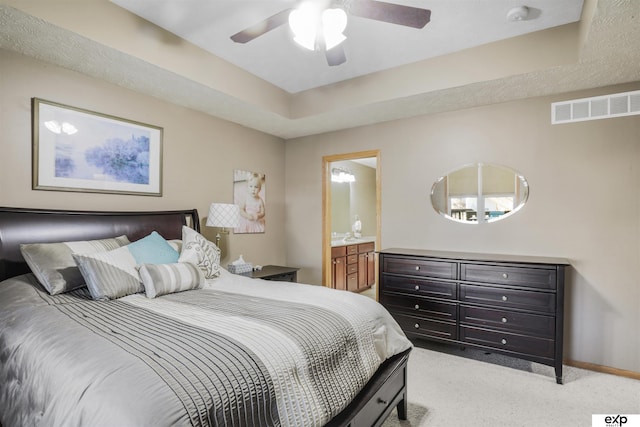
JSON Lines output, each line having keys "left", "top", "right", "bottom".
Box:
{"left": 0, "top": 207, "right": 199, "bottom": 282}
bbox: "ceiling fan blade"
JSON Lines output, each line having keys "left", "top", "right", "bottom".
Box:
{"left": 326, "top": 44, "right": 347, "bottom": 66}
{"left": 349, "top": 0, "right": 431, "bottom": 29}
{"left": 230, "top": 8, "right": 293, "bottom": 43}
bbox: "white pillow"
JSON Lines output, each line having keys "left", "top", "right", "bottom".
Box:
{"left": 178, "top": 226, "right": 221, "bottom": 279}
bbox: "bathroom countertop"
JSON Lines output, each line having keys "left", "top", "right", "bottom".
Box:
{"left": 330, "top": 236, "right": 376, "bottom": 247}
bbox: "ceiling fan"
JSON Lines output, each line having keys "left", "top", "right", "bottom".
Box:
{"left": 230, "top": 0, "right": 431, "bottom": 66}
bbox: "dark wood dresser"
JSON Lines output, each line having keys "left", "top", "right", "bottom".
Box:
{"left": 378, "top": 248, "right": 569, "bottom": 384}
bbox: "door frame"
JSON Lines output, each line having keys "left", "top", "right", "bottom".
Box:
{"left": 322, "top": 150, "right": 381, "bottom": 295}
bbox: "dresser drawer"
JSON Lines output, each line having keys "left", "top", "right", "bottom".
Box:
{"left": 460, "top": 284, "right": 555, "bottom": 313}
{"left": 382, "top": 256, "right": 456, "bottom": 279}
{"left": 460, "top": 305, "right": 554, "bottom": 338}
{"left": 382, "top": 275, "right": 456, "bottom": 300}
{"left": 460, "top": 326, "right": 555, "bottom": 360}
{"left": 347, "top": 245, "right": 358, "bottom": 255}
{"left": 381, "top": 293, "right": 457, "bottom": 322}
{"left": 347, "top": 254, "right": 358, "bottom": 264}
{"left": 391, "top": 312, "right": 457, "bottom": 340}
{"left": 461, "top": 263, "right": 557, "bottom": 290}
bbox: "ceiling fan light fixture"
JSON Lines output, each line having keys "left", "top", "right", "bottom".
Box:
{"left": 323, "top": 8, "right": 347, "bottom": 50}
{"left": 289, "top": 7, "right": 317, "bottom": 50}
{"left": 289, "top": 6, "right": 347, "bottom": 51}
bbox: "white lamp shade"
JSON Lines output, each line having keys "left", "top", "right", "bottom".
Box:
{"left": 206, "top": 203, "right": 240, "bottom": 228}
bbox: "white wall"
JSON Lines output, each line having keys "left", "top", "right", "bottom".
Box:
{"left": 285, "top": 82, "right": 640, "bottom": 373}
{"left": 0, "top": 49, "right": 288, "bottom": 267}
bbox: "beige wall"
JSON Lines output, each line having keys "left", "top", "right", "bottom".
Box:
{"left": 0, "top": 48, "right": 287, "bottom": 266}
{"left": 285, "top": 82, "right": 640, "bottom": 373}
{"left": 2, "top": 44, "right": 639, "bottom": 374}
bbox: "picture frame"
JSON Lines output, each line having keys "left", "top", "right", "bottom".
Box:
{"left": 32, "top": 98, "right": 163, "bottom": 196}
{"left": 233, "top": 169, "right": 266, "bottom": 234}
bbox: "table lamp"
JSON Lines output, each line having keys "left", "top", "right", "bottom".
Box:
{"left": 206, "top": 203, "right": 240, "bottom": 250}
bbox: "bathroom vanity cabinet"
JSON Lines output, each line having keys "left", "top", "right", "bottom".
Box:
{"left": 378, "top": 248, "right": 569, "bottom": 384}
{"left": 332, "top": 242, "right": 375, "bottom": 292}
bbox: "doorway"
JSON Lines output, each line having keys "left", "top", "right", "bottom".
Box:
{"left": 322, "top": 150, "right": 381, "bottom": 299}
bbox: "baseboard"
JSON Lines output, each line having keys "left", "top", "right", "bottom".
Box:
{"left": 565, "top": 359, "right": 640, "bottom": 381}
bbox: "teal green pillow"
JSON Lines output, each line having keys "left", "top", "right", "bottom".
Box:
{"left": 127, "top": 231, "right": 179, "bottom": 265}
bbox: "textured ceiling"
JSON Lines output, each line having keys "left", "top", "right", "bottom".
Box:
{"left": 110, "top": 0, "right": 584, "bottom": 93}
{"left": 1, "top": 0, "right": 639, "bottom": 139}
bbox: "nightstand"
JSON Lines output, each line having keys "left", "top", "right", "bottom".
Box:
{"left": 249, "top": 265, "right": 300, "bottom": 282}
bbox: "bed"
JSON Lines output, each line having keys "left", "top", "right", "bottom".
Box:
{"left": 0, "top": 207, "right": 411, "bottom": 427}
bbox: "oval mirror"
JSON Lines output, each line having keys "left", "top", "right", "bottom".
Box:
{"left": 430, "top": 163, "right": 529, "bottom": 224}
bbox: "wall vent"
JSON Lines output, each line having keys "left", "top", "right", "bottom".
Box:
{"left": 551, "top": 89, "right": 640, "bottom": 124}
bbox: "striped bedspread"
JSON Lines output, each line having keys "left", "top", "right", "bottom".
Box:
{"left": 0, "top": 270, "right": 411, "bottom": 427}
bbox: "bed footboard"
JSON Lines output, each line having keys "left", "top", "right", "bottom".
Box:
{"left": 326, "top": 348, "right": 411, "bottom": 427}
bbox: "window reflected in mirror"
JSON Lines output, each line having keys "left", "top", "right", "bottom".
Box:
{"left": 431, "top": 163, "right": 529, "bottom": 224}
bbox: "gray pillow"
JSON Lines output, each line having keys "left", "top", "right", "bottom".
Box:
{"left": 73, "top": 245, "right": 142, "bottom": 301}
{"left": 139, "top": 262, "right": 205, "bottom": 298}
{"left": 20, "top": 235, "right": 130, "bottom": 295}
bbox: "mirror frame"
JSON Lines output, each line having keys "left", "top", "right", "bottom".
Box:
{"left": 430, "top": 163, "right": 529, "bottom": 224}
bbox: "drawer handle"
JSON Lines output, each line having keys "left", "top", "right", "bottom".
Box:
{"left": 414, "top": 304, "right": 420, "bottom": 310}
{"left": 502, "top": 273, "right": 509, "bottom": 279}
{"left": 414, "top": 285, "right": 420, "bottom": 291}
{"left": 502, "top": 295, "right": 508, "bottom": 301}
{"left": 415, "top": 266, "right": 420, "bottom": 271}
{"left": 501, "top": 317, "right": 508, "bottom": 323}
{"left": 501, "top": 339, "right": 507, "bottom": 345}
{"left": 377, "top": 398, "right": 388, "bottom": 405}
{"left": 414, "top": 323, "right": 420, "bottom": 329}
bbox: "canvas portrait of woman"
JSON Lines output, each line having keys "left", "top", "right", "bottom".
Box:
{"left": 233, "top": 169, "right": 266, "bottom": 234}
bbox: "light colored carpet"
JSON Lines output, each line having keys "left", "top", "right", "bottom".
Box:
{"left": 382, "top": 341, "right": 640, "bottom": 427}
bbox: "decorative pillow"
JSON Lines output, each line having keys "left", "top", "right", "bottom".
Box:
{"left": 73, "top": 231, "right": 179, "bottom": 300}
{"left": 126, "top": 231, "right": 179, "bottom": 264}
{"left": 73, "top": 245, "right": 142, "bottom": 301}
{"left": 139, "top": 262, "right": 205, "bottom": 298}
{"left": 20, "top": 235, "right": 130, "bottom": 295}
{"left": 178, "top": 226, "right": 221, "bottom": 279}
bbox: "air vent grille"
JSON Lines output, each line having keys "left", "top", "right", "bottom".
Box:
{"left": 551, "top": 89, "right": 640, "bottom": 124}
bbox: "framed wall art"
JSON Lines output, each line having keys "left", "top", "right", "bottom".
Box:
{"left": 233, "top": 169, "right": 266, "bottom": 233}
{"left": 32, "top": 98, "right": 163, "bottom": 196}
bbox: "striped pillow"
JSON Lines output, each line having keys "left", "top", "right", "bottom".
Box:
{"left": 20, "top": 235, "right": 130, "bottom": 295}
{"left": 72, "top": 231, "right": 179, "bottom": 300}
{"left": 73, "top": 245, "right": 142, "bottom": 301}
{"left": 139, "top": 262, "right": 205, "bottom": 298}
